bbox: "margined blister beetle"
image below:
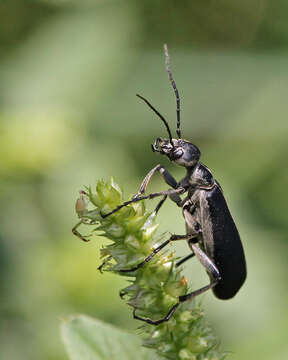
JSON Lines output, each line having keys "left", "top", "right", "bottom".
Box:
{"left": 98, "top": 44, "right": 246, "bottom": 325}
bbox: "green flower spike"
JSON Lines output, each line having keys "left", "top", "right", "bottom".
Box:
{"left": 73, "top": 178, "right": 226, "bottom": 360}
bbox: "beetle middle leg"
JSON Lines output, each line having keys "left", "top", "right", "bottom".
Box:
{"left": 152, "top": 190, "right": 183, "bottom": 216}
{"left": 118, "top": 233, "right": 196, "bottom": 273}
{"left": 133, "top": 164, "right": 178, "bottom": 199}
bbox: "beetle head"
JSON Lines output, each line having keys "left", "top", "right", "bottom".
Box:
{"left": 152, "top": 137, "right": 201, "bottom": 167}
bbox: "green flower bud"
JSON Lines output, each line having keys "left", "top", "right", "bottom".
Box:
{"left": 100, "top": 204, "right": 113, "bottom": 216}
{"left": 164, "top": 276, "right": 188, "bottom": 297}
{"left": 100, "top": 248, "right": 110, "bottom": 258}
{"left": 158, "top": 343, "right": 173, "bottom": 353}
{"left": 162, "top": 293, "right": 178, "bottom": 307}
{"left": 179, "top": 349, "right": 196, "bottom": 360}
{"left": 119, "top": 206, "right": 135, "bottom": 218}
{"left": 187, "top": 337, "right": 208, "bottom": 353}
{"left": 107, "top": 186, "right": 121, "bottom": 205}
{"left": 109, "top": 177, "right": 122, "bottom": 194}
{"left": 124, "top": 235, "right": 140, "bottom": 250}
{"left": 126, "top": 215, "right": 148, "bottom": 232}
{"left": 131, "top": 201, "right": 145, "bottom": 216}
{"left": 88, "top": 186, "right": 102, "bottom": 207}
{"left": 105, "top": 223, "right": 125, "bottom": 238}
{"left": 96, "top": 180, "right": 111, "bottom": 201}
{"left": 179, "top": 310, "right": 196, "bottom": 323}
{"left": 151, "top": 330, "right": 161, "bottom": 339}
{"left": 142, "top": 224, "right": 159, "bottom": 242}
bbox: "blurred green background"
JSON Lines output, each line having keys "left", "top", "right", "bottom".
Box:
{"left": 0, "top": 0, "right": 288, "bottom": 359}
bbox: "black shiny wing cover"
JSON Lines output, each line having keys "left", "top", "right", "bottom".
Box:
{"left": 200, "top": 185, "right": 246, "bottom": 299}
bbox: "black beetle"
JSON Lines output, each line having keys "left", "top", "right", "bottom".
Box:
{"left": 101, "top": 44, "right": 246, "bottom": 325}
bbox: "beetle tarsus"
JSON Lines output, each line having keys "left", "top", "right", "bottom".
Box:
{"left": 72, "top": 221, "right": 91, "bottom": 242}
{"left": 98, "top": 255, "right": 113, "bottom": 273}
{"left": 119, "top": 290, "right": 128, "bottom": 299}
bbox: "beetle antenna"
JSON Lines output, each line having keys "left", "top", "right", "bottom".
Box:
{"left": 164, "top": 44, "right": 181, "bottom": 139}
{"left": 136, "top": 94, "right": 174, "bottom": 147}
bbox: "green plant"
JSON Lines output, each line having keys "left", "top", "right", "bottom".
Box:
{"left": 65, "top": 178, "right": 226, "bottom": 360}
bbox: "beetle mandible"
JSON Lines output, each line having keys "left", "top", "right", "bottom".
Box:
{"left": 101, "top": 44, "right": 246, "bottom": 325}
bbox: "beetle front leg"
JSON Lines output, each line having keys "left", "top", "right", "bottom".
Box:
{"left": 136, "top": 165, "right": 183, "bottom": 210}
{"left": 179, "top": 243, "right": 221, "bottom": 302}
{"left": 101, "top": 187, "right": 186, "bottom": 218}
{"left": 132, "top": 164, "right": 178, "bottom": 200}
{"left": 153, "top": 194, "right": 168, "bottom": 215}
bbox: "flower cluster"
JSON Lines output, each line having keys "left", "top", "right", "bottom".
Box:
{"left": 73, "top": 178, "right": 226, "bottom": 360}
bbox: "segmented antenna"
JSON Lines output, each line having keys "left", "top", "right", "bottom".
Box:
{"left": 164, "top": 44, "right": 181, "bottom": 138}
{"left": 136, "top": 94, "right": 174, "bottom": 147}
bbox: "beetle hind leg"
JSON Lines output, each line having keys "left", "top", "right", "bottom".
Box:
{"left": 176, "top": 252, "right": 195, "bottom": 267}
{"left": 179, "top": 280, "right": 219, "bottom": 302}
{"left": 179, "top": 242, "right": 221, "bottom": 302}
{"left": 132, "top": 243, "right": 221, "bottom": 326}
{"left": 132, "top": 303, "right": 180, "bottom": 326}
{"left": 131, "top": 278, "right": 218, "bottom": 326}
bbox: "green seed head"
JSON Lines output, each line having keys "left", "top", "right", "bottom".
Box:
{"left": 73, "top": 179, "right": 225, "bottom": 360}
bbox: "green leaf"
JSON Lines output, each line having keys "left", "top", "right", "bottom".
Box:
{"left": 61, "top": 314, "right": 153, "bottom": 360}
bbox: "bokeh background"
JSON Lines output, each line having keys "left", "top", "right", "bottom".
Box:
{"left": 0, "top": 0, "right": 288, "bottom": 359}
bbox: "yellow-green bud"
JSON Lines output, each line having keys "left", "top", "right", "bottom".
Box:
{"left": 179, "top": 310, "right": 195, "bottom": 322}
{"left": 105, "top": 224, "right": 125, "bottom": 238}
{"left": 187, "top": 337, "right": 208, "bottom": 353}
{"left": 124, "top": 235, "right": 140, "bottom": 250}
{"left": 179, "top": 349, "right": 196, "bottom": 360}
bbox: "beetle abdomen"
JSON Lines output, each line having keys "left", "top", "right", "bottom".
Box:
{"left": 200, "top": 185, "right": 246, "bottom": 299}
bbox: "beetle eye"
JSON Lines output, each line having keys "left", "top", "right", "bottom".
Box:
{"left": 172, "top": 148, "right": 184, "bottom": 159}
